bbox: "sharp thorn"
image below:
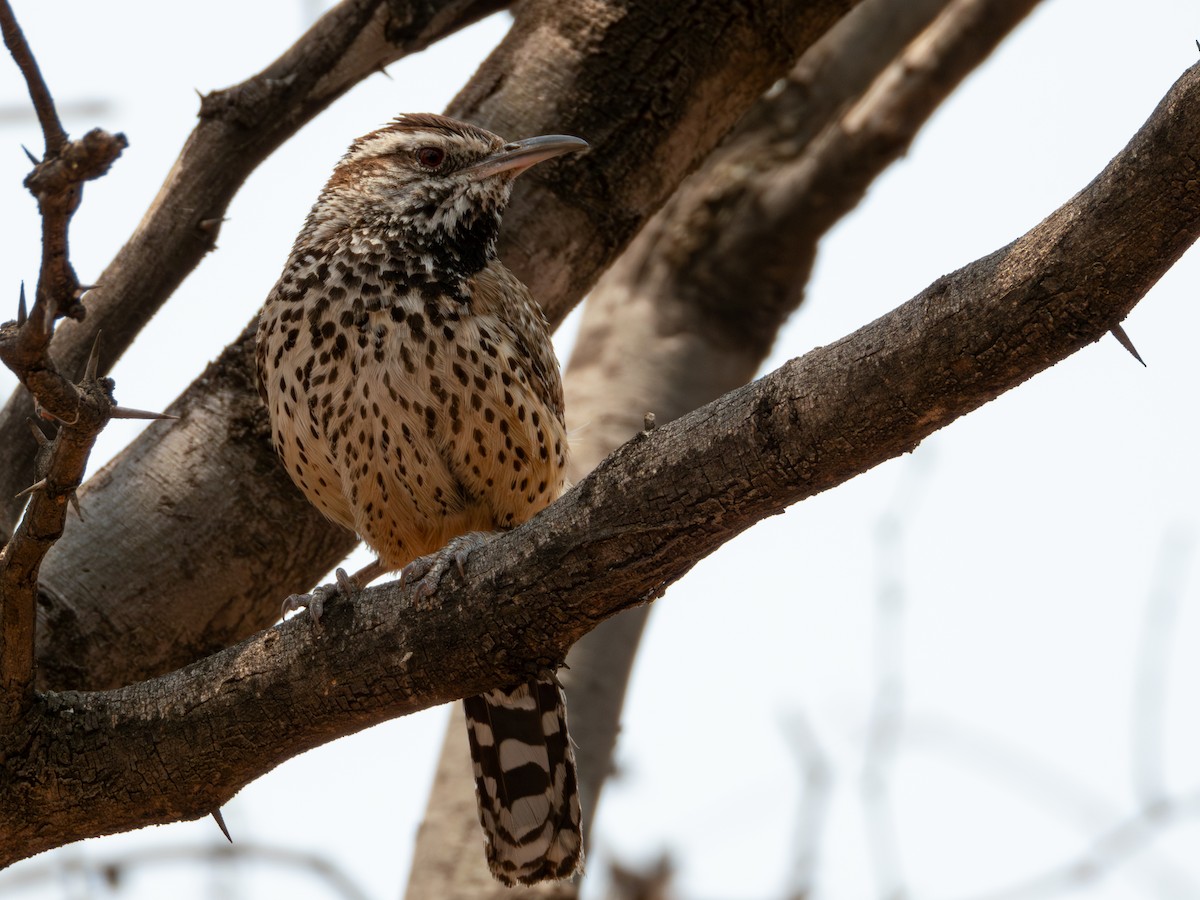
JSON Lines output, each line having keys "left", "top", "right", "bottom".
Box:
{"left": 377, "top": 64, "right": 394, "bottom": 81}
{"left": 1110, "top": 323, "right": 1146, "bottom": 367}
{"left": 109, "top": 406, "right": 178, "bottom": 421}
{"left": 17, "top": 282, "right": 27, "bottom": 326}
{"left": 211, "top": 808, "right": 233, "bottom": 843}
{"left": 21, "top": 144, "right": 38, "bottom": 165}
{"left": 15, "top": 478, "right": 47, "bottom": 499}
{"left": 74, "top": 283, "right": 98, "bottom": 299}
{"left": 26, "top": 418, "right": 49, "bottom": 446}
{"left": 82, "top": 331, "right": 102, "bottom": 382}
{"left": 68, "top": 490, "right": 83, "bottom": 521}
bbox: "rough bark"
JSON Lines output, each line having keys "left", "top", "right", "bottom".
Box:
{"left": 30, "top": 0, "right": 858, "bottom": 690}
{"left": 5, "top": 54, "right": 1199, "bottom": 868}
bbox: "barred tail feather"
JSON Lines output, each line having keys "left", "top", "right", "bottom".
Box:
{"left": 463, "top": 676, "right": 583, "bottom": 885}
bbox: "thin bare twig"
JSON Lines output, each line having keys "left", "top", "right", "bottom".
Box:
{"left": 952, "top": 789, "right": 1200, "bottom": 900}
{"left": 0, "top": 2, "right": 125, "bottom": 330}
{"left": 781, "top": 712, "right": 833, "bottom": 900}
{"left": 0, "top": 341, "right": 114, "bottom": 724}
{"left": 0, "top": 840, "right": 373, "bottom": 900}
{"left": 1131, "top": 527, "right": 1193, "bottom": 808}
{"left": 905, "top": 717, "right": 1200, "bottom": 897}
{"left": 0, "top": 0, "right": 65, "bottom": 156}
{"left": 0, "top": 5, "right": 134, "bottom": 725}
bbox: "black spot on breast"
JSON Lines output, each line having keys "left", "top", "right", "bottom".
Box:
{"left": 400, "top": 344, "right": 416, "bottom": 374}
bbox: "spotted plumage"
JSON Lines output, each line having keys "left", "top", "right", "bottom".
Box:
{"left": 255, "top": 113, "right": 586, "bottom": 885}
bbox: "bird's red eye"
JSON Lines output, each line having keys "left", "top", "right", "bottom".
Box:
{"left": 416, "top": 147, "right": 445, "bottom": 168}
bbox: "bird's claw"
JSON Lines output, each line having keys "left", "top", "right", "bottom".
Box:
{"left": 402, "top": 532, "right": 490, "bottom": 609}
{"left": 281, "top": 567, "right": 359, "bottom": 625}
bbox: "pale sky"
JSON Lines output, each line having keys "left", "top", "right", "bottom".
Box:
{"left": 1, "top": 2, "right": 1200, "bottom": 899}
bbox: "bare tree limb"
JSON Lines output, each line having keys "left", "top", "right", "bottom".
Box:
{"left": 0, "top": 371, "right": 112, "bottom": 725}
{"left": 0, "top": 0, "right": 65, "bottom": 156}
{"left": 0, "top": 2, "right": 127, "bottom": 725}
{"left": 4, "top": 54, "right": 1200, "bottom": 866}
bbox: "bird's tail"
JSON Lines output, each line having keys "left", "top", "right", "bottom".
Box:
{"left": 462, "top": 675, "right": 583, "bottom": 885}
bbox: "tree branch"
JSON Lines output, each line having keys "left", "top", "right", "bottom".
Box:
{"left": 0, "top": 2, "right": 126, "bottom": 725}
{"left": 0, "top": 358, "right": 112, "bottom": 725}
{"left": 0, "top": 0, "right": 65, "bottom": 156}
{"left": 5, "top": 55, "right": 1200, "bottom": 866}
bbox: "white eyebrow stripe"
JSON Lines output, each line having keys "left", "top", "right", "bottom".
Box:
{"left": 350, "top": 129, "right": 445, "bottom": 160}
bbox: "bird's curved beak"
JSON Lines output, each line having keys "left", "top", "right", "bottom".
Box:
{"left": 465, "top": 134, "right": 589, "bottom": 180}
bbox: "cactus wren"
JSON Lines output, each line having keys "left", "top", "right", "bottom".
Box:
{"left": 255, "top": 113, "right": 587, "bottom": 885}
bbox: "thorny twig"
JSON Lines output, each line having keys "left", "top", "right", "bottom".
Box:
{"left": 0, "top": 0, "right": 125, "bottom": 400}
{"left": 0, "top": 1, "right": 154, "bottom": 725}
{"left": 0, "top": 0, "right": 125, "bottom": 328}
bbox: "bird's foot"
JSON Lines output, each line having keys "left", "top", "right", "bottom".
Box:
{"left": 281, "top": 567, "right": 359, "bottom": 626}
{"left": 402, "top": 531, "right": 492, "bottom": 609}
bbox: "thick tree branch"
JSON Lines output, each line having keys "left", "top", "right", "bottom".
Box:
{"left": 31, "top": 0, "right": 859, "bottom": 690}
{"left": 0, "top": 0, "right": 506, "bottom": 536}
{"left": 5, "top": 55, "right": 1200, "bottom": 867}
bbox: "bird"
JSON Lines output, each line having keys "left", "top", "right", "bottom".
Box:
{"left": 254, "top": 113, "right": 587, "bottom": 885}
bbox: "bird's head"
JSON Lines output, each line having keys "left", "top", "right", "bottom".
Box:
{"left": 300, "top": 113, "right": 587, "bottom": 277}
